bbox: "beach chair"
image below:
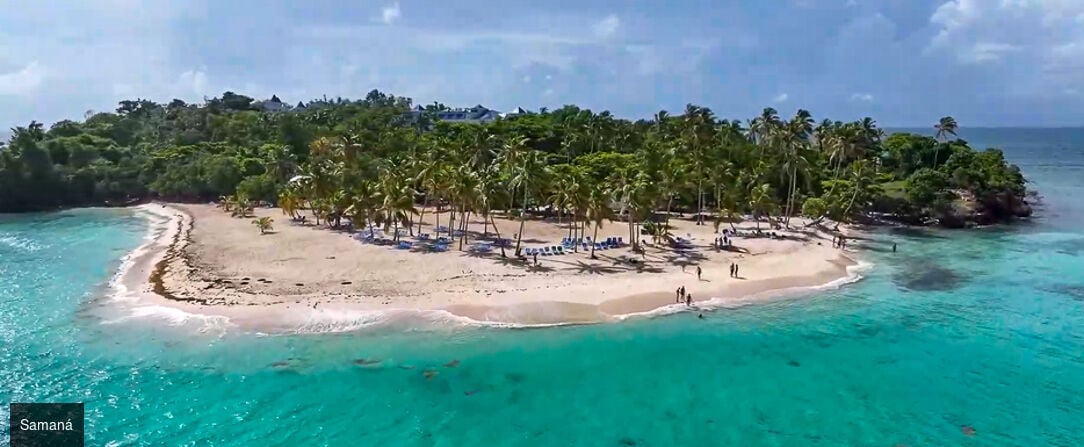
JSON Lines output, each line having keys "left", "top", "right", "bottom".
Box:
{"left": 543, "top": 247, "right": 552, "bottom": 256}
{"left": 617, "top": 237, "right": 624, "bottom": 246}
{"left": 555, "top": 246, "right": 566, "bottom": 255}
{"left": 397, "top": 241, "right": 412, "bottom": 250}
{"left": 582, "top": 242, "right": 589, "bottom": 251}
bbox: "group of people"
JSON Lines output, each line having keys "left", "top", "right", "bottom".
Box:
{"left": 714, "top": 235, "right": 733, "bottom": 248}
{"left": 729, "top": 262, "right": 740, "bottom": 278}
{"left": 675, "top": 285, "right": 693, "bottom": 306}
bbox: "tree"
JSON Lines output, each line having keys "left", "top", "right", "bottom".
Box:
{"left": 933, "top": 116, "right": 958, "bottom": 168}
{"left": 252, "top": 216, "right": 274, "bottom": 234}
{"left": 748, "top": 184, "right": 776, "bottom": 230}
{"left": 585, "top": 184, "right": 613, "bottom": 259}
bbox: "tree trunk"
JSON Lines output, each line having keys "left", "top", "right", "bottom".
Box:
{"left": 448, "top": 203, "right": 456, "bottom": 244}
{"left": 483, "top": 209, "right": 490, "bottom": 237}
{"left": 514, "top": 185, "right": 528, "bottom": 257}
{"left": 697, "top": 180, "right": 704, "bottom": 225}
{"left": 665, "top": 195, "right": 674, "bottom": 230}
{"left": 489, "top": 213, "right": 507, "bottom": 258}
{"left": 459, "top": 210, "right": 470, "bottom": 250}
{"left": 590, "top": 221, "right": 599, "bottom": 259}
{"left": 416, "top": 195, "right": 429, "bottom": 234}
{"left": 785, "top": 167, "right": 797, "bottom": 228}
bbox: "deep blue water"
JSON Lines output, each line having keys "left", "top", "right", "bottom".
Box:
{"left": 2, "top": 128, "right": 1084, "bottom": 446}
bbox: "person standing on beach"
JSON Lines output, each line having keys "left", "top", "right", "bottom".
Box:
{"left": 697, "top": 266, "right": 703, "bottom": 280}
{"left": 729, "top": 263, "right": 735, "bottom": 277}
{"left": 686, "top": 294, "right": 692, "bottom": 306}
{"left": 676, "top": 287, "right": 681, "bottom": 303}
{"left": 680, "top": 286, "right": 686, "bottom": 301}
{"left": 734, "top": 264, "right": 740, "bottom": 278}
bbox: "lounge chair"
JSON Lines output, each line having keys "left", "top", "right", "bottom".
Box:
{"left": 542, "top": 247, "right": 552, "bottom": 256}
{"left": 397, "top": 241, "right": 413, "bottom": 250}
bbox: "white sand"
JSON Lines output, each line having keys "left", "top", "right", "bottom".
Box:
{"left": 116, "top": 203, "right": 863, "bottom": 331}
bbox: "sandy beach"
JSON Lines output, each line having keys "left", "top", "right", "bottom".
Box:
{"left": 115, "top": 203, "right": 863, "bottom": 331}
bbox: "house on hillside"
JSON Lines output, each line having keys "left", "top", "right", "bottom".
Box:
{"left": 405, "top": 104, "right": 529, "bottom": 124}
{"left": 255, "top": 95, "right": 291, "bottom": 112}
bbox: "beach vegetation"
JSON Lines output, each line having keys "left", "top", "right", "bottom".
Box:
{"left": 252, "top": 216, "right": 274, "bottom": 234}
{"left": 0, "top": 92, "right": 1030, "bottom": 228}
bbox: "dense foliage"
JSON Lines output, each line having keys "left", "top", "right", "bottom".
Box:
{"left": 0, "top": 90, "right": 1029, "bottom": 238}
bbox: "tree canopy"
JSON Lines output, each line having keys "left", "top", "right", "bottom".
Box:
{"left": 0, "top": 91, "right": 1030, "bottom": 229}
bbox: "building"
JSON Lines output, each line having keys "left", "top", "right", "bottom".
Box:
{"left": 255, "top": 95, "right": 291, "bottom": 112}
{"left": 406, "top": 104, "right": 530, "bottom": 124}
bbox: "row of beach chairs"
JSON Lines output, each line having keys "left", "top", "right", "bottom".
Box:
{"left": 561, "top": 236, "right": 624, "bottom": 251}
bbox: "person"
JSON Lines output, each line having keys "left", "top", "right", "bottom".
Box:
{"left": 892, "top": 242, "right": 897, "bottom": 253}
{"left": 698, "top": 313, "right": 704, "bottom": 319}
{"left": 696, "top": 266, "right": 703, "bottom": 280}
{"left": 686, "top": 294, "right": 692, "bottom": 306}
{"left": 729, "top": 263, "right": 735, "bottom": 277}
{"left": 680, "top": 286, "right": 686, "bottom": 301}
{"left": 734, "top": 264, "right": 740, "bottom": 277}
{"left": 675, "top": 287, "right": 681, "bottom": 303}
{"left": 533, "top": 252, "right": 538, "bottom": 265}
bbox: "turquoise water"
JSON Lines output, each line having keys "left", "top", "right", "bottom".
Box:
{"left": 3, "top": 130, "right": 1084, "bottom": 446}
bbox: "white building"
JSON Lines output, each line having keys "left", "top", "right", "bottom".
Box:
{"left": 406, "top": 105, "right": 530, "bottom": 124}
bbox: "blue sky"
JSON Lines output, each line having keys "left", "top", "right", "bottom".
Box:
{"left": 1, "top": 0, "right": 1083, "bottom": 130}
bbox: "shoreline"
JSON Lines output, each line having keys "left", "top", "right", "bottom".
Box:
{"left": 107, "top": 203, "right": 868, "bottom": 333}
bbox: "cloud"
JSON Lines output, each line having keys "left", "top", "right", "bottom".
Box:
{"left": 381, "top": 2, "right": 401, "bottom": 25}
{"left": 593, "top": 15, "right": 620, "bottom": 39}
{"left": 176, "top": 69, "right": 209, "bottom": 98}
{"left": 849, "top": 92, "right": 873, "bottom": 102}
{"left": 773, "top": 92, "right": 788, "bottom": 103}
{"left": 0, "top": 62, "right": 46, "bottom": 96}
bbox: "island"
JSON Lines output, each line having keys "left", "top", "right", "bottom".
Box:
{"left": 0, "top": 92, "right": 1031, "bottom": 327}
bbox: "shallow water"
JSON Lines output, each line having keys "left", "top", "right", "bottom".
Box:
{"left": 3, "top": 129, "right": 1084, "bottom": 446}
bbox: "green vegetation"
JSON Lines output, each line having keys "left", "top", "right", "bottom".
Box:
{"left": 0, "top": 91, "right": 1030, "bottom": 234}
{"left": 251, "top": 216, "right": 274, "bottom": 234}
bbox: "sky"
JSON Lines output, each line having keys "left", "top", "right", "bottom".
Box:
{"left": 1, "top": 0, "right": 1083, "bottom": 130}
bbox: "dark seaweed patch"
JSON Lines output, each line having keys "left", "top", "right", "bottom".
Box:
{"left": 894, "top": 263, "right": 965, "bottom": 291}
{"left": 1048, "top": 284, "right": 1084, "bottom": 301}
{"left": 1053, "top": 238, "right": 1084, "bottom": 256}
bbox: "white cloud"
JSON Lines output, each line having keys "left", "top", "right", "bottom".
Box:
{"left": 542, "top": 88, "right": 555, "bottom": 96}
{"left": 772, "top": 92, "right": 788, "bottom": 103}
{"left": 545, "top": 74, "right": 553, "bottom": 81}
{"left": 381, "top": 2, "right": 401, "bottom": 25}
{"left": 850, "top": 92, "right": 874, "bottom": 102}
{"left": 593, "top": 15, "right": 620, "bottom": 39}
{"left": 176, "top": 69, "right": 209, "bottom": 98}
{"left": 0, "top": 62, "right": 45, "bottom": 96}
{"left": 521, "top": 75, "right": 531, "bottom": 83}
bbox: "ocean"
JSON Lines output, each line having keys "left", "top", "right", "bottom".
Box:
{"left": 2, "top": 128, "right": 1083, "bottom": 446}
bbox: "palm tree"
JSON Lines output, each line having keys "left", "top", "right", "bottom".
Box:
{"left": 933, "top": 116, "right": 958, "bottom": 167}
{"left": 748, "top": 183, "right": 776, "bottom": 231}
{"left": 278, "top": 188, "right": 301, "bottom": 220}
{"left": 251, "top": 216, "right": 274, "bottom": 234}
{"left": 508, "top": 149, "right": 548, "bottom": 257}
{"left": 585, "top": 185, "right": 613, "bottom": 259}
{"left": 376, "top": 168, "right": 417, "bottom": 242}
{"left": 780, "top": 109, "right": 813, "bottom": 227}
{"left": 475, "top": 165, "right": 508, "bottom": 257}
